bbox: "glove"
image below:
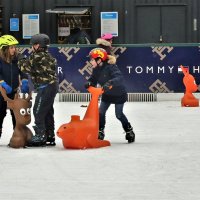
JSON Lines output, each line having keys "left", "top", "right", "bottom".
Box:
{"left": 103, "top": 81, "right": 112, "bottom": 92}
{"left": 0, "top": 81, "right": 12, "bottom": 94}
{"left": 21, "top": 79, "right": 29, "bottom": 93}
{"left": 84, "top": 81, "right": 93, "bottom": 89}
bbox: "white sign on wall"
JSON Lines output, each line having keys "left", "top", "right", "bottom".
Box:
{"left": 101, "top": 12, "right": 118, "bottom": 36}
{"left": 23, "top": 14, "right": 40, "bottom": 39}
{"left": 58, "top": 27, "right": 70, "bottom": 36}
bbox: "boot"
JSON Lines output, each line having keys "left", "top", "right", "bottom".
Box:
{"left": 27, "top": 126, "right": 47, "bottom": 147}
{"left": 124, "top": 123, "right": 135, "bottom": 143}
{"left": 98, "top": 128, "right": 105, "bottom": 140}
{"left": 46, "top": 130, "right": 56, "bottom": 146}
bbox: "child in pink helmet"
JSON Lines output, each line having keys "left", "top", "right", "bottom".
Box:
{"left": 96, "top": 33, "right": 114, "bottom": 55}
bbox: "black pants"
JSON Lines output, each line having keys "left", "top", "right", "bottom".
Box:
{"left": 0, "top": 92, "right": 16, "bottom": 130}
{"left": 33, "top": 82, "right": 58, "bottom": 134}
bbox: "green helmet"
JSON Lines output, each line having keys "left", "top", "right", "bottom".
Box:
{"left": 0, "top": 35, "right": 19, "bottom": 49}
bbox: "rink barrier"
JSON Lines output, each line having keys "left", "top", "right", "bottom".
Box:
{"left": 127, "top": 93, "right": 157, "bottom": 102}
{"left": 58, "top": 93, "right": 157, "bottom": 102}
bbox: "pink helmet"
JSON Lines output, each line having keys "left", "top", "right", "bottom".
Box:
{"left": 101, "top": 33, "right": 113, "bottom": 40}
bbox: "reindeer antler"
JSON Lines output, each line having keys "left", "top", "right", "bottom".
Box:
{"left": 14, "top": 92, "right": 20, "bottom": 100}
{"left": 18, "top": 91, "right": 32, "bottom": 102}
{"left": 0, "top": 86, "right": 13, "bottom": 102}
{"left": 26, "top": 92, "right": 32, "bottom": 102}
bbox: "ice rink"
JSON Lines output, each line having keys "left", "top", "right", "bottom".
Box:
{"left": 0, "top": 97, "right": 200, "bottom": 200}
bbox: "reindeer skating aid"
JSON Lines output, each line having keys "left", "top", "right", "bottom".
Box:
{"left": 57, "top": 86, "right": 110, "bottom": 149}
{"left": 180, "top": 65, "right": 199, "bottom": 107}
{"left": 0, "top": 86, "right": 33, "bottom": 148}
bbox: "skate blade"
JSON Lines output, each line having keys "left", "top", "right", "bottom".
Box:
{"left": 46, "top": 142, "right": 56, "bottom": 146}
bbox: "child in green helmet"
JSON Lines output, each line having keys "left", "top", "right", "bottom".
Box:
{"left": 18, "top": 33, "right": 58, "bottom": 147}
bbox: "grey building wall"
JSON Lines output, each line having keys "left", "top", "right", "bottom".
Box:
{"left": 0, "top": 0, "right": 200, "bottom": 44}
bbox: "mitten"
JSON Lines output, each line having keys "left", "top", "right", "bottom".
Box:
{"left": 103, "top": 81, "right": 112, "bottom": 92}
{"left": 84, "top": 81, "right": 93, "bottom": 89}
{"left": 21, "top": 79, "right": 29, "bottom": 93}
{"left": 0, "top": 81, "right": 12, "bottom": 94}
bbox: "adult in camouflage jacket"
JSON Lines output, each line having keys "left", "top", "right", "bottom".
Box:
{"left": 18, "top": 33, "right": 58, "bottom": 147}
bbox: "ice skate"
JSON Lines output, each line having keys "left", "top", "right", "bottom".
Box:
{"left": 46, "top": 131, "right": 56, "bottom": 146}
{"left": 27, "top": 134, "right": 47, "bottom": 147}
{"left": 27, "top": 126, "right": 46, "bottom": 147}
{"left": 124, "top": 123, "right": 135, "bottom": 143}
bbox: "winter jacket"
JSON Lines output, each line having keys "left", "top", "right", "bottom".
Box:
{"left": 88, "top": 55, "right": 127, "bottom": 104}
{"left": 0, "top": 57, "right": 28, "bottom": 92}
{"left": 18, "top": 51, "right": 57, "bottom": 89}
{"left": 96, "top": 38, "right": 112, "bottom": 55}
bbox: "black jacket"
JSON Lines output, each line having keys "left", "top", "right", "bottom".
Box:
{"left": 0, "top": 57, "right": 27, "bottom": 92}
{"left": 88, "top": 60, "right": 127, "bottom": 104}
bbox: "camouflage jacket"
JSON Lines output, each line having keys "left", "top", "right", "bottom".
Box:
{"left": 18, "top": 51, "right": 57, "bottom": 88}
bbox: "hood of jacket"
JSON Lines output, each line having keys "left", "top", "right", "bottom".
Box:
{"left": 96, "top": 38, "right": 111, "bottom": 47}
{"left": 107, "top": 55, "right": 116, "bottom": 65}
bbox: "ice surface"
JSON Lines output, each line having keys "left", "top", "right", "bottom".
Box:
{"left": 0, "top": 99, "right": 200, "bottom": 200}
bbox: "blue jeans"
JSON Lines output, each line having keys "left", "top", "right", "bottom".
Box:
{"left": 99, "top": 101, "right": 129, "bottom": 130}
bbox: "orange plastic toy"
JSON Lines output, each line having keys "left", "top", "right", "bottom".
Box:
{"left": 57, "top": 86, "right": 111, "bottom": 149}
{"left": 180, "top": 65, "right": 199, "bottom": 107}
